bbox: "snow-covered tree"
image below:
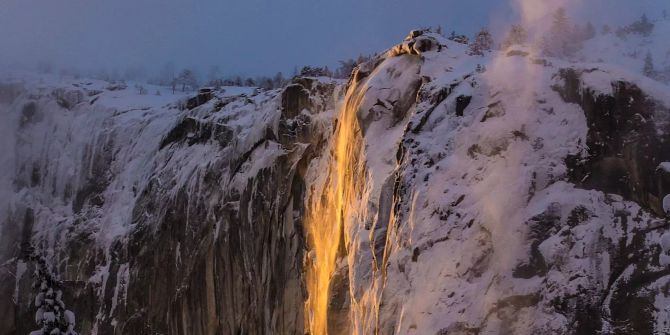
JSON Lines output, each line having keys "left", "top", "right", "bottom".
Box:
{"left": 300, "top": 66, "right": 331, "bottom": 77}
{"left": 468, "top": 28, "right": 494, "bottom": 56}
{"left": 541, "top": 7, "right": 581, "bottom": 57}
{"left": 335, "top": 59, "right": 356, "bottom": 79}
{"left": 552, "top": 7, "right": 570, "bottom": 35}
{"left": 28, "top": 251, "right": 78, "bottom": 335}
{"left": 501, "top": 24, "right": 528, "bottom": 49}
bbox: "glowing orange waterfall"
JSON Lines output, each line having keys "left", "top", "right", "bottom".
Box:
{"left": 304, "top": 79, "right": 367, "bottom": 335}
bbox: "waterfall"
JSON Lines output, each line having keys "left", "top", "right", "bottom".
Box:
{"left": 303, "top": 76, "right": 368, "bottom": 335}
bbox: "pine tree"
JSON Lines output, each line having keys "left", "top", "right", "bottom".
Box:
{"left": 501, "top": 24, "right": 528, "bottom": 49}
{"left": 635, "top": 14, "right": 655, "bottom": 36}
{"left": 468, "top": 28, "right": 494, "bottom": 56}
{"left": 584, "top": 22, "right": 596, "bottom": 40}
{"left": 28, "top": 250, "right": 78, "bottom": 335}
{"left": 643, "top": 51, "right": 655, "bottom": 77}
{"left": 542, "top": 7, "right": 580, "bottom": 57}
{"left": 552, "top": 7, "right": 569, "bottom": 35}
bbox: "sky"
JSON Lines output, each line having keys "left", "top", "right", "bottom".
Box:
{"left": 0, "top": 0, "right": 665, "bottom": 79}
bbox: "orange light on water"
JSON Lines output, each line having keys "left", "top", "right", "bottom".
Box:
{"left": 304, "top": 80, "right": 367, "bottom": 335}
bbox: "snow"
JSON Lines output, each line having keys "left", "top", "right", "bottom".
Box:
{"left": 664, "top": 194, "right": 670, "bottom": 214}
{"left": 65, "top": 309, "right": 76, "bottom": 326}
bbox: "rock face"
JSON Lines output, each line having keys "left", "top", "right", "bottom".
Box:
{"left": 0, "top": 75, "right": 339, "bottom": 334}
{"left": 2, "top": 30, "right": 670, "bottom": 335}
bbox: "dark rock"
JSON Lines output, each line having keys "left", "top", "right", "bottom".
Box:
{"left": 20, "top": 101, "right": 39, "bottom": 127}
{"left": 513, "top": 206, "right": 561, "bottom": 279}
{"left": 160, "top": 117, "right": 234, "bottom": 149}
{"left": 507, "top": 50, "right": 530, "bottom": 57}
{"left": 106, "top": 82, "right": 128, "bottom": 91}
{"left": 52, "top": 88, "right": 84, "bottom": 110}
{"left": 281, "top": 83, "right": 311, "bottom": 119}
{"left": 455, "top": 95, "right": 471, "bottom": 116}
{"left": 185, "top": 88, "right": 214, "bottom": 109}
{"left": 556, "top": 68, "right": 670, "bottom": 215}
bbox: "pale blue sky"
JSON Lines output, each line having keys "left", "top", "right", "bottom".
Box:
{"left": 0, "top": 0, "right": 665, "bottom": 77}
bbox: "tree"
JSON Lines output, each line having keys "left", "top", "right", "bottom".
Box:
{"left": 335, "top": 58, "right": 357, "bottom": 79}
{"left": 273, "top": 72, "right": 285, "bottom": 88}
{"left": 156, "top": 62, "right": 176, "bottom": 86}
{"left": 27, "top": 250, "right": 78, "bottom": 335}
{"left": 630, "top": 14, "right": 654, "bottom": 36}
{"left": 552, "top": 7, "right": 569, "bottom": 33}
{"left": 468, "top": 28, "right": 494, "bottom": 56}
{"left": 436, "top": 25, "right": 443, "bottom": 36}
{"left": 257, "top": 76, "right": 274, "bottom": 90}
{"left": 643, "top": 51, "right": 655, "bottom": 77}
{"left": 542, "top": 7, "right": 580, "bottom": 57}
{"left": 601, "top": 24, "right": 611, "bottom": 35}
{"left": 176, "top": 69, "right": 198, "bottom": 92}
{"left": 244, "top": 78, "right": 256, "bottom": 87}
{"left": 299, "top": 66, "right": 331, "bottom": 77}
{"left": 583, "top": 22, "right": 596, "bottom": 40}
{"left": 135, "top": 84, "right": 147, "bottom": 95}
{"left": 207, "top": 66, "right": 221, "bottom": 83}
{"left": 448, "top": 31, "right": 469, "bottom": 44}
{"left": 501, "top": 24, "right": 528, "bottom": 49}
{"left": 206, "top": 66, "right": 224, "bottom": 89}
{"left": 618, "top": 14, "right": 655, "bottom": 37}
